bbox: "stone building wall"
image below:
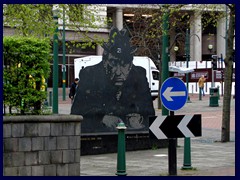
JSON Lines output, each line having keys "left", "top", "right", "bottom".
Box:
{"left": 3, "top": 115, "right": 82, "bottom": 176}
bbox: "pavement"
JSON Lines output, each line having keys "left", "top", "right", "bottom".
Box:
{"left": 57, "top": 92, "right": 236, "bottom": 176}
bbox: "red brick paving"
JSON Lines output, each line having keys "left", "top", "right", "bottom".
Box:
{"left": 58, "top": 93, "right": 235, "bottom": 176}
{"left": 185, "top": 94, "right": 235, "bottom": 132}
{"left": 59, "top": 93, "right": 235, "bottom": 132}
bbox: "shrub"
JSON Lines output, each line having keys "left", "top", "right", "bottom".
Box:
{"left": 3, "top": 36, "right": 51, "bottom": 115}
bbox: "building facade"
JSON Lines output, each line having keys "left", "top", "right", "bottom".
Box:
{"left": 3, "top": 4, "right": 229, "bottom": 88}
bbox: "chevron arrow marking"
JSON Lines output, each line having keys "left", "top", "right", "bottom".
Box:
{"left": 149, "top": 116, "right": 167, "bottom": 139}
{"left": 177, "top": 115, "right": 194, "bottom": 137}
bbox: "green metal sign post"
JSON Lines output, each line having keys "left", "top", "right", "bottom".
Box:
{"left": 182, "top": 137, "right": 193, "bottom": 170}
{"left": 185, "top": 29, "right": 191, "bottom": 103}
{"left": 182, "top": 29, "right": 193, "bottom": 170}
{"left": 62, "top": 8, "right": 66, "bottom": 101}
{"left": 52, "top": 9, "right": 59, "bottom": 114}
{"left": 161, "top": 7, "right": 178, "bottom": 176}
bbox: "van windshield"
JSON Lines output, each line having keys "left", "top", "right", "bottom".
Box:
{"left": 152, "top": 71, "right": 159, "bottom": 80}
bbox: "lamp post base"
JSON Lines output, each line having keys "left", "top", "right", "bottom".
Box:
{"left": 181, "top": 165, "right": 193, "bottom": 170}
{"left": 116, "top": 171, "right": 127, "bottom": 176}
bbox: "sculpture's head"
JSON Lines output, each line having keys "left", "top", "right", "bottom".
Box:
{"left": 102, "top": 27, "right": 137, "bottom": 86}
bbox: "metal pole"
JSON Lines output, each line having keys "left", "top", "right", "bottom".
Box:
{"left": 161, "top": 8, "right": 169, "bottom": 116}
{"left": 182, "top": 29, "right": 193, "bottom": 170}
{"left": 52, "top": 10, "right": 59, "bottom": 114}
{"left": 49, "top": 91, "right": 52, "bottom": 107}
{"left": 211, "top": 68, "right": 214, "bottom": 87}
{"left": 45, "top": 78, "right": 49, "bottom": 106}
{"left": 158, "top": 52, "right": 162, "bottom": 109}
{"left": 185, "top": 29, "right": 191, "bottom": 103}
{"left": 161, "top": 8, "right": 177, "bottom": 176}
{"left": 116, "top": 122, "right": 127, "bottom": 176}
{"left": 182, "top": 137, "right": 193, "bottom": 169}
{"left": 169, "top": 111, "right": 177, "bottom": 176}
{"left": 62, "top": 8, "right": 66, "bottom": 101}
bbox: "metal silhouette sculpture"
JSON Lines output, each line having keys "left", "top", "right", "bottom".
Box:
{"left": 71, "top": 27, "right": 155, "bottom": 133}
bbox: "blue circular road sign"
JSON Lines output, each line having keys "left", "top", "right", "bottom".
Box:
{"left": 160, "top": 77, "right": 188, "bottom": 111}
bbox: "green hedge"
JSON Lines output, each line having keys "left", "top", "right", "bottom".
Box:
{"left": 3, "top": 36, "right": 51, "bottom": 115}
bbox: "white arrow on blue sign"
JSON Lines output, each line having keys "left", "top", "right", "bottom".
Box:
{"left": 160, "top": 77, "right": 188, "bottom": 111}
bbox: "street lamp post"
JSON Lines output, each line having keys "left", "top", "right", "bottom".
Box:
{"left": 169, "top": 29, "right": 200, "bottom": 170}
{"left": 185, "top": 29, "right": 191, "bottom": 103}
{"left": 208, "top": 44, "right": 215, "bottom": 88}
{"left": 161, "top": 8, "right": 178, "bottom": 176}
{"left": 181, "top": 29, "right": 193, "bottom": 170}
{"left": 62, "top": 8, "right": 66, "bottom": 101}
{"left": 52, "top": 9, "right": 59, "bottom": 114}
{"left": 161, "top": 10, "right": 169, "bottom": 116}
{"left": 182, "top": 29, "right": 200, "bottom": 170}
{"left": 185, "top": 29, "right": 200, "bottom": 102}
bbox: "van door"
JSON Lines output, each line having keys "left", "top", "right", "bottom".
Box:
{"left": 150, "top": 69, "right": 159, "bottom": 100}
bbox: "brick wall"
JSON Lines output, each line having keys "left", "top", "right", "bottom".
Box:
{"left": 3, "top": 115, "right": 82, "bottom": 176}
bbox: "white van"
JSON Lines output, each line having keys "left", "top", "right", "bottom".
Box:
{"left": 74, "top": 55, "right": 159, "bottom": 100}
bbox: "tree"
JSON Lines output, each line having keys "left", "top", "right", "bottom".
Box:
{"left": 3, "top": 4, "right": 110, "bottom": 48}
{"left": 124, "top": 4, "right": 190, "bottom": 65}
{"left": 125, "top": 4, "right": 235, "bottom": 142}
{"left": 3, "top": 4, "right": 110, "bottom": 114}
{"left": 221, "top": 4, "right": 235, "bottom": 142}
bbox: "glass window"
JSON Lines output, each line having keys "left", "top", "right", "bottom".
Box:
{"left": 152, "top": 71, "right": 159, "bottom": 80}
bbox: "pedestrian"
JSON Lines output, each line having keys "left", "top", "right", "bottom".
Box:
{"left": 71, "top": 27, "right": 155, "bottom": 133}
{"left": 69, "top": 78, "right": 79, "bottom": 103}
{"left": 198, "top": 75, "right": 206, "bottom": 96}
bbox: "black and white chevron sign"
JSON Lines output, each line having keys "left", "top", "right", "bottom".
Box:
{"left": 149, "top": 114, "right": 201, "bottom": 139}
